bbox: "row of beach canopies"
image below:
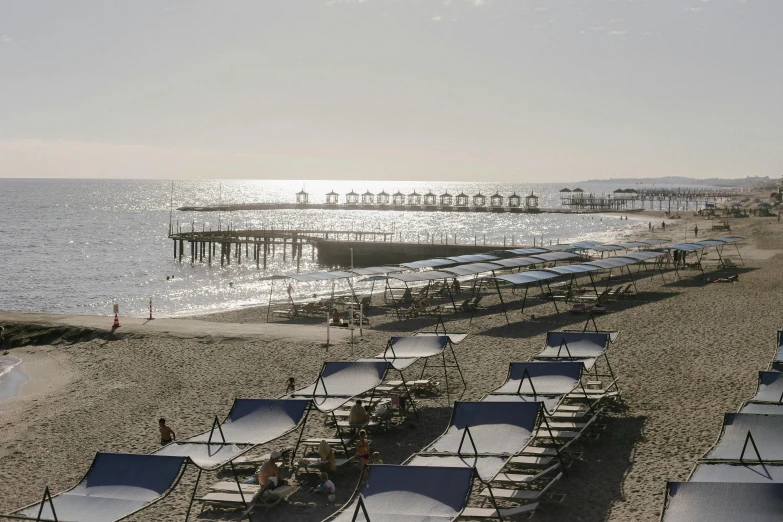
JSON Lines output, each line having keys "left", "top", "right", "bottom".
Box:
{"left": 265, "top": 236, "right": 745, "bottom": 323}
{"left": 297, "top": 189, "right": 541, "bottom": 208}
{"left": 659, "top": 331, "right": 783, "bottom": 521}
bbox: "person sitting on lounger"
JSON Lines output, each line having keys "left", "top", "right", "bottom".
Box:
{"left": 158, "top": 418, "right": 175, "bottom": 446}
{"left": 319, "top": 439, "right": 336, "bottom": 472}
{"left": 452, "top": 278, "right": 461, "bottom": 294}
{"left": 257, "top": 450, "right": 286, "bottom": 489}
{"left": 348, "top": 399, "right": 369, "bottom": 425}
{"left": 309, "top": 472, "right": 336, "bottom": 501}
{"left": 330, "top": 309, "right": 345, "bottom": 326}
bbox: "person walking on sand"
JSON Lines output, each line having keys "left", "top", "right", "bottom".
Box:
{"left": 159, "top": 418, "right": 175, "bottom": 446}
{"left": 661, "top": 221, "right": 666, "bottom": 231}
{"left": 694, "top": 225, "right": 698, "bottom": 237}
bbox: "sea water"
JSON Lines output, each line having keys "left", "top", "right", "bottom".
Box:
{"left": 0, "top": 179, "right": 662, "bottom": 318}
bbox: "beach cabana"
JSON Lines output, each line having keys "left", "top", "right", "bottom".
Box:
{"left": 490, "top": 192, "right": 503, "bottom": 208}
{"left": 326, "top": 465, "right": 474, "bottom": 522}
{"left": 660, "top": 482, "right": 783, "bottom": 522}
{"left": 361, "top": 190, "right": 374, "bottom": 205}
{"left": 484, "top": 361, "right": 587, "bottom": 414}
{"left": 455, "top": 193, "right": 470, "bottom": 207}
{"left": 12, "top": 453, "right": 188, "bottom": 522}
{"left": 345, "top": 190, "right": 359, "bottom": 205}
{"left": 172, "top": 398, "right": 311, "bottom": 515}
{"left": 296, "top": 189, "right": 308, "bottom": 204}
{"left": 508, "top": 193, "right": 521, "bottom": 208}
{"left": 440, "top": 192, "right": 453, "bottom": 207}
{"left": 363, "top": 335, "right": 467, "bottom": 403}
{"left": 689, "top": 462, "right": 783, "bottom": 483}
{"left": 525, "top": 192, "right": 539, "bottom": 209}
{"left": 473, "top": 193, "right": 486, "bottom": 207}
{"left": 702, "top": 413, "right": 783, "bottom": 462}
{"left": 393, "top": 191, "right": 406, "bottom": 206}
{"left": 408, "top": 190, "right": 422, "bottom": 206}
{"left": 424, "top": 191, "right": 437, "bottom": 206}
{"left": 325, "top": 190, "right": 339, "bottom": 205}
{"left": 377, "top": 190, "right": 390, "bottom": 205}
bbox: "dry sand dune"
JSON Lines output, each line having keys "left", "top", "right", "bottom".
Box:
{"left": 0, "top": 213, "right": 781, "bottom": 522}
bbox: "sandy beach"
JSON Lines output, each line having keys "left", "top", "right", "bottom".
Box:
{"left": 1, "top": 212, "right": 781, "bottom": 522}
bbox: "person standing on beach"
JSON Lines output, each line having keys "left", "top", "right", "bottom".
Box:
{"left": 649, "top": 222, "right": 652, "bottom": 231}
{"left": 661, "top": 221, "right": 666, "bottom": 231}
{"left": 159, "top": 418, "right": 175, "bottom": 446}
{"left": 694, "top": 225, "right": 698, "bottom": 237}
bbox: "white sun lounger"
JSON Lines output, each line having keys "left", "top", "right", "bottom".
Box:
{"left": 460, "top": 503, "right": 539, "bottom": 519}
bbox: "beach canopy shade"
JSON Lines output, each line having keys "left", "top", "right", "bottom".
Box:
{"left": 415, "top": 332, "right": 469, "bottom": 344}
{"left": 540, "top": 244, "right": 573, "bottom": 251}
{"left": 668, "top": 243, "right": 709, "bottom": 252}
{"left": 529, "top": 252, "right": 580, "bottom": 262}
{"left": 16, "top": 453, "right": 187, "bottom": 522}
{"left": 496, "top": 270, "right": 562, "bottom": 286}
{"left": 584, "top": 257, "right": 639, "bottom": 269}
{"left": 773, "top": 332, "right": 783, "bottom": 363}
{"left": 540, "top": 331, "right": 610, "bottom": 357}
{"left": 330, "top": 465, "right": 474, "bottom": 522}
{"left": 638, "top": 239, "right": 671, "bottom": 246}
{"left": 544, "top": 264, "right": 602, "bottom": 275}
{"left": 400, "top": 258, "right": 455, "bottom": 269}
{"left": 741, "top": 403, "right": 783, "bottom": 415}
{"left": 481, "top": 393, "right": 563, "bottom": 413}
{"left": 661, "top": 482, "right": 783, "bottom": 522}
{"left": 616, "top": 251, "right": 665, "bottom": 261}
{"left": 507, "top": 248, "right": 549, "bottom": 255}
{"left": 292, "top": 361, "right": 388, "bottom": 412}
{"left": 153, "top": 442, "right": 249, "bottom": 470}
{"left": 714, "top": 236, "right": 744, "bottom": 243}
{"left": 362, "top": 336, "right": 449, "bottom": 371}
{"left": 690, "top": 462, "right": 783, "bottom": 483}
{"left": 390, "top": 270, "right": 458, "bottom": 283}
{"left": 704, "top": 413, "right": 783, "bottom": 462}
{"left": 289, "top": 270, "right": 355, "bottom": 282}
{"left": 692, "top": 240, "right": 730, "bottom": 248}
{"left": 423, "top": 401, "right": 539, "bottom": 455}
{"left": 350, "top": 266, "right": 405, "bottom": 276}
{"left": 571, "top": 240, "right": 603, "bottom": 249}
{"left": 747, "top": 372, "right": 783, "bottom": 405}
{"left": 490, "top": 361, "right": 583, "bottom": 396}
{"left": 406, "top": 454, "right": 509, "bottom": 482}
{"left": 442, "top": 262, "right": 503, "bottom": 276}
{"left": 591, "top": 245, "right": 625, "bottom": 252}
{"left": 187, "top": 398, "right": 311, "bottom": 444}
{"left": 616, "top": 241, "right": 651, "bottom": 249}
{"left": 445, "top": 254, "right": 499, "bottom": 263}
{"left": 490, "top": 257, "right": 545, "bottom": 269}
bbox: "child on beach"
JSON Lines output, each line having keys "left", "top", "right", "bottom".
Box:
{"left": 371, "top": 451, "right": 383, "bottom": 465}
{"left": 286, "top": 377, "right": 296, "bottom": 393}
{"left": 158, "top": 418, "right": 175, "bottom": 446}
{"left": 310, "top": 472, "right": 336, "bottom": 502}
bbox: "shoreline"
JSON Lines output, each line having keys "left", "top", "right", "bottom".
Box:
{"left": 0, "top": 356, "right": 27, "bottom": 404}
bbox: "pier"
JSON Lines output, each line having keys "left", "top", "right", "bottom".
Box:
{"left": 560, "top": 187, "right": 741, "bottom": 212}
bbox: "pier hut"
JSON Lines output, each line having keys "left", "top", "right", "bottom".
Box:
{"left": 296, "top": 189, "right": 309, "bottom": 205}
{"left": 377, "top": 190, "right": 390, "bottom": 205}
{"left": 508, "top": 193, "right": 521, "bottom": 208}
{"left": 408, "top": 190, "right": 422, "bottom": 206}
{"left": 346, "top": 190, "right": 359, "bottom": 205}
{"left": 393, "top": 191, "right": 405, "bottom": 206}
{"left": 455, "top": 192, "right": 470, "bottom": 207}
{"left": 525, "top": 192, "right": 539, "bottom": 210}
{"left": 423, "top": 191, "right": 437, "bottom": 206}
{"left": 440, "top": 192, "right": 453, "bottom": 207}
{"left": 362, "top": 190, "right": 374, "bottom": 205}
{"left": 490, "top": 192, "right": 504, "bottom": 208}
{"left": 473, "top": 192, "right": 486, "bottom": 207}
{"left": 326, "top": 190, "right": 339, "bottom": 205}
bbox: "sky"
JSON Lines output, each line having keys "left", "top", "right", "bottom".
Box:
{"left": 0, "top": 0, "right": 781, "bottom": 182}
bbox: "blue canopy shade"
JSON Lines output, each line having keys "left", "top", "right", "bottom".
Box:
{"left": 331, "top": 465, "right": 474, "bottom": 522}
{"left": 16, "top": 453, "right": 187, "bottom": 522}
{"left": 668, "top": 243, "right": 707, "bottom": 252}
{"left": 154, "top": 443, "right": 249, "bottom": 470}
{"left": 537, "top": 332, "right": 610, "bottom": 359}
{"left": 571, "top": 240, "right": 603, "bottom": 249}
{"left": 442, "top": 262, "right": 502, "bottom": 276}
{"left": 424, "top": 401, "right": 539, "bottom": 455}
{"left": 638, "top": 239, "right": 671, "bottom": 245}
{"left": 445, "top": 254, "right": 499, "bottom": 263}
{"left": 748, "top": 372, "right": 783, "bottom": 405}
{"left": 187, "top": 398, "right": 311, "bottom": 444}
{"left": 400, "top": 258, "right": 455, "bottom": 269}
{"left": 741, "top": 403, "right": 783, "bottom": 415}
{"left": 591, "top": 245, "right": 625, "bottom": 252}
{"left": 690, "top": 462, "right": 783, "bottom": 483}
{"left": 530, "top": 252, "right": 580, "bottom": 262}
{"left": 540, "top": 244, "right": 573, "bottom": 251}
{"left": 391, "top": 270, "right": 457, "bottom": 283}
{"left": 406, "top": 454, "right": 509, "bottom": 482}
{"left": 714, "top": 236, "right": 744, "bottom": 243}
{"left": 617, "top": 251, "right": 664, "bottom": 261}
{"left": 692, "top": 240, "right": 729, "bottom": 248}
{"left": 661, "top": 482, "right": 783, "bottom": 522}
{"left": 481, "top": 393, "right": 563, "bottom": 413}
{"left": 506, "top": 248, "right": 549, "bottom": 255}
{"left": 350, "top": 266, "right": 405, "bottom": 276}
{"left": 382, "top": 336, "right": 448, "bottom": 359}
{"left": 490, "top": 257, "right": 544, "bottom": 269}
{"left": 292, "top": 361, "right": 389, "bottom": 412}
{"left": 544, "top": 264, "right": 602, "bottom": 275}
{"left": 704, "top": 413, "right": 783, "bottom": 462}
{"left": 615, "top": 241, "right": 650, "bottom": 248}
{"left": 585, "top": 257, "right": 638, "bottom": 269}
{"left": 490, "top": 361, "right": 583, "bottom": 396}
{"left": 496, "top": 270, "right": 562, "bottom": 286}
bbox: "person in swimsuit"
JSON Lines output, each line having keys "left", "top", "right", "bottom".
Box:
{"left": 159, "top": 418, "right": 175, "bottom": 446}
{"left": 355, "top": 430, "right": 370, "bottom": 479}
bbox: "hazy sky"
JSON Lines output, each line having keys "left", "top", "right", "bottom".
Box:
{"left": 0, "top": 0, "right": 781, "bottom": 181}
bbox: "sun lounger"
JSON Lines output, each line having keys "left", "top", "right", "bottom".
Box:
{"left": 480, "top": 471, "right": 563, "bottom": 501}
{"left": 702, "top": 413, "right": 783, "bottom": 462}
{"left": 197, "top": 484, "right": 298, "bottom": 513}
{"left": 460, "top": 504, "right": 539, "bottom": 519}
{"left": 660, "top": 482, "right": 783, "bottom": 522}
{"left": 492, "top": 463, "right": 561, "bottom": 484}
